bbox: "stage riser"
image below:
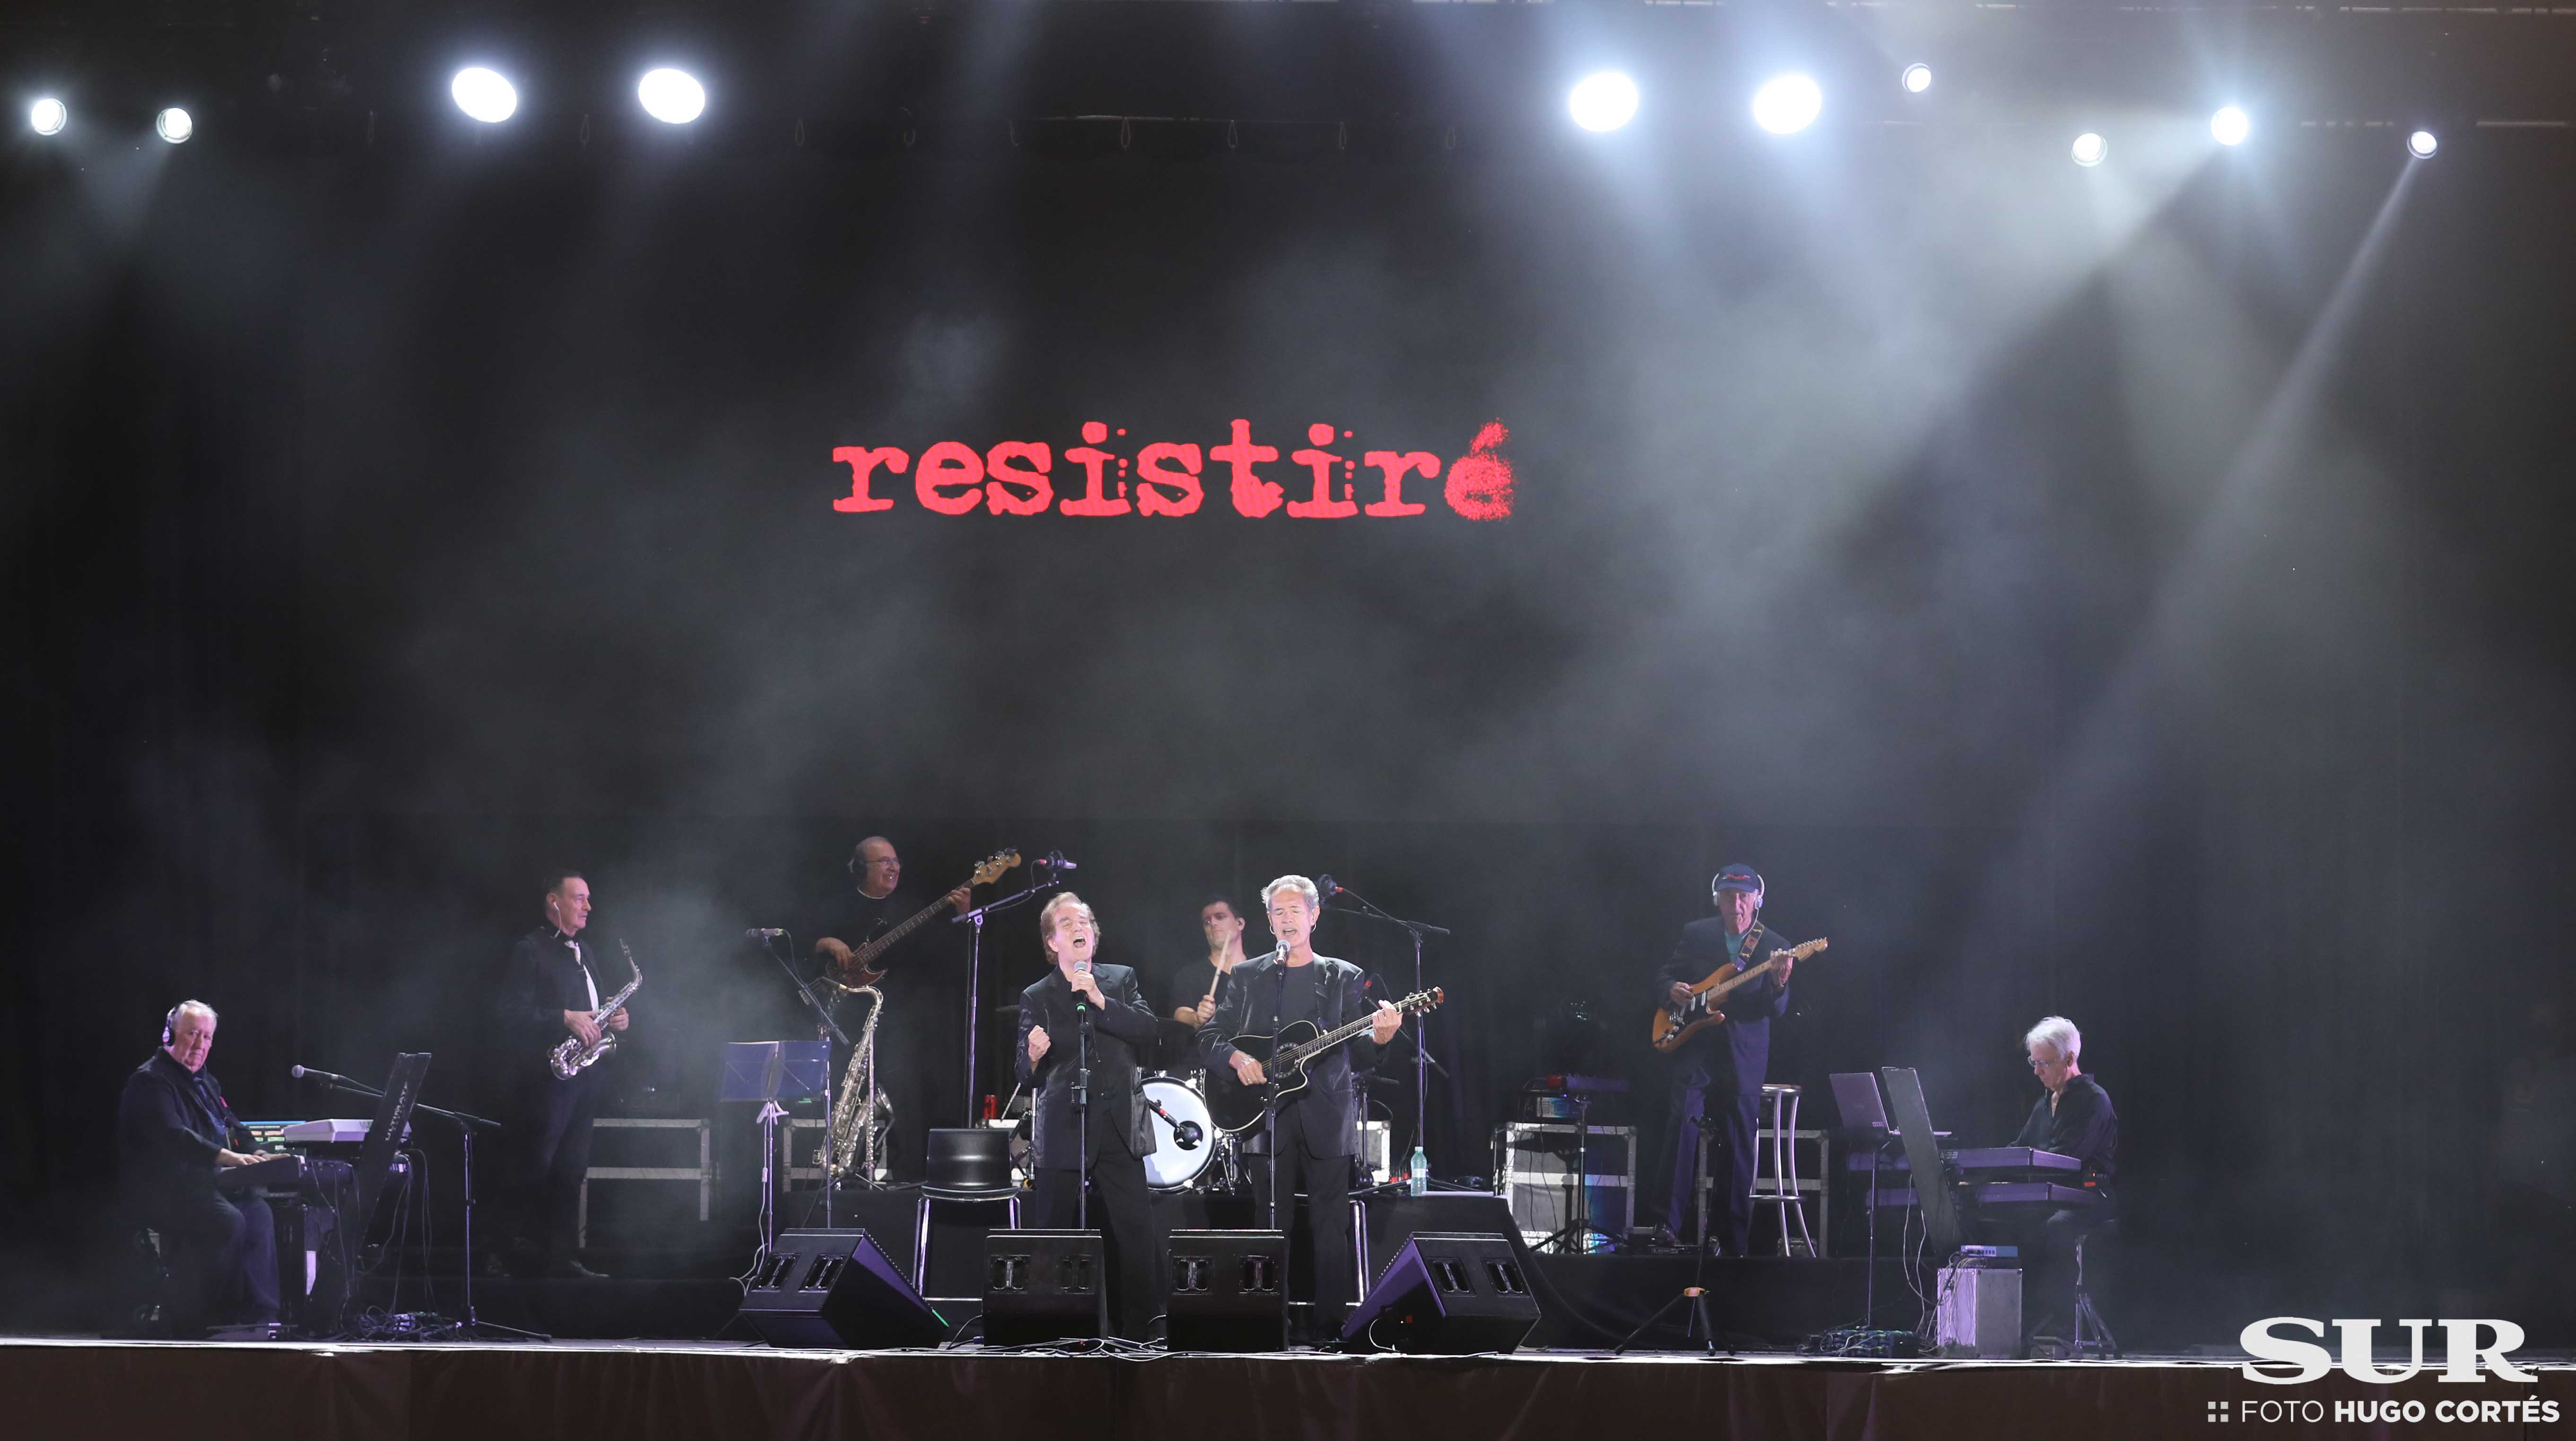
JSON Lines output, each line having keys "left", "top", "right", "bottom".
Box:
{"left": 9, "top": 1342, "right": 2567, "bottom": 1441}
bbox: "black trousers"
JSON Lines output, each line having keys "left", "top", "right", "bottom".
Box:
{"left": 1663, "top": 1081, "right": 1758, "bottom": 1255}
{"left": 1248, "top": 1135, "right": 1359, "bottom": 1334}
{"left": 508, "top": 1065, "right": 602, "bottom": 1266}
{"left": 1031, "top": 1152, "right": 1164, "bottom": 1341}
{"left": 156, "top": 1190, "right": 279, "bottom": 1327}
{"left": 2018, "top": 1204, "right": 2107, "bottom": 1341}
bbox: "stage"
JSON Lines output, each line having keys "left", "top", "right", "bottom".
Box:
{"left": 9, "top": 1337, "right": 2568, "bottom": 1441}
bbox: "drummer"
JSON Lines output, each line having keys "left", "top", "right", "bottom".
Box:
{"left": 1167, "top": 895, "right": 1253, "bottom": 1072}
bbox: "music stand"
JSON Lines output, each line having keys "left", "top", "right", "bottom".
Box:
{"left": 725, "top": 1041, "right": 829, "bottom": 1268}
{"left": 1878, "top": 1067, "right": 1964, "bottom": 1261}
{"left": 353, "top": 1052, "right": 432, "bottom": 1235}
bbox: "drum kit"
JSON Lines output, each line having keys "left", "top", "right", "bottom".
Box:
{"left": 984, "top": 1012, "right": 1245, "bottom": 1195}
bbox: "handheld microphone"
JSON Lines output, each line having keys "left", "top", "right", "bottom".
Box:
{"left": 745, "top": 927, "right": 785, "bottom": 939}
{"left": 1073, "top": 955, "right": 1093, "bottom": 1011}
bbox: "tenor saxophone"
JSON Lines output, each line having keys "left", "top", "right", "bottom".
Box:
{"left": 548, "top": 943, "right": 642, "bottom": 1080}
{"left": 826, "top": 983, "right": 887, "bottom": 1182}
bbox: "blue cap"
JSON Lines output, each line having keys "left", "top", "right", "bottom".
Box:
{"left": 1712, "top": 864, "right": 1765, "bottom": 902}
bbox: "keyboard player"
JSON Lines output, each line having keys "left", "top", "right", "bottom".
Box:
{"left": 2013, "top": 1015, "right": 2117, "bottom": 1351}
{"left": 115, "top": 1001, "right": 281, "bottom": 1332}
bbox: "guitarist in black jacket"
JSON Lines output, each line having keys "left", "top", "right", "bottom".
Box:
{"left": 1654, "top": 864, "right": 1797, "bottom": 1256}
{"left": 1201, "top": 874, "right": 1402, "bottom": 1341}
{"left": 1014, "top": 892, "right": 1165, "bottom": 1339}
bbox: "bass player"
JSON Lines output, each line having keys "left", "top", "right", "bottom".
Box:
{"left": 1654, "top": 863, "right": 1796, "bottom": 1256}
{"left": 809, "top": 835, "right": 970, "bottom": 1175}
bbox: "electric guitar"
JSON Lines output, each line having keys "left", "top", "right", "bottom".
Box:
{"left": 832, "top": 850, "right": 1020, "bottom": 987}
{"left": 1648, "top": 934, "right": 1828, "bottom": 1053}
{"left": 1206, "top": 987, "right": 1446, "bottom": 1135}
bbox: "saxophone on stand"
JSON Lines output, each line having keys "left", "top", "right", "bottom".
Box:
{"left": 825, "top": 982, "right": 889, "bottom": 1184}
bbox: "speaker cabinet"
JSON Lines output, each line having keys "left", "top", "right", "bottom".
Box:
{"left": 983, "top": 1230, "right": 1105, "bottom": 1346}
{"left": 1166, "top": 1229, "right": 1286, "bottom": 1353}
{"left": 739, "top": 1229, "right": 949, "bottom": 1348}
{"left": 1341, "top": 1231, "right": 1540, "bottom": 1354}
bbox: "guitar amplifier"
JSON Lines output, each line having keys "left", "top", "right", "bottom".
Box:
{"left": 1492, "top": 1123, "right": 1635, "bottom": 1252}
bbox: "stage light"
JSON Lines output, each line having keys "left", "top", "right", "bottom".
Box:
{"left": 637, "top": 68, "right": 705, "bottom": 125}
{"left": 1901, "top": 63, "right": 1932, "bottom": 95}
{"left": 2071, "top": 132, "right": 2108, "bottom": 167}
{"left": 451, "top": 67, "right": 518, "bottom": 124}
{"left": 29, "top": 97, "right": 66, "bottom": 136}
{"left": 1752, "top": 74, "right": 1823, "bottom": 135}
{"left": 155, "top": 107, "right": 192, "bottom": 144}
{"left": 1567, "top": 72, "right": 1639, "bottom": 133}
{"left": 2210, "top": 106, "right": 2250, "bottom": 147}
{"left": 2407, "top": 129, "right": 2438, "bottom": 159}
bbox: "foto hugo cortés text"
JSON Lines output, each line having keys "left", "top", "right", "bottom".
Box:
{"left": 830, "top": 419, "right": 1515, "bottom": 521}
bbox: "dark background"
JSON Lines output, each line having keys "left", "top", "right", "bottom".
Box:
{"left": 5, "top": 2, "right": 2575, "bottom": 1347}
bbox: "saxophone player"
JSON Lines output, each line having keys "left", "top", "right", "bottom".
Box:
{"left": 492, "top": 870, "right": 631, "bottom": 1280}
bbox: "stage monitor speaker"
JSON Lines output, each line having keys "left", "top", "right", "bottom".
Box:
{"left": 739, "top": 1229, "right": 949, "bottom": 1348}
{"left": 984, "top": 1230, "right": 1105, "bottom": 1346}
{"left": 1165, "top": 1229, "right": 1286, "bottom": 1353}
{"left": 1341, "top": 1231, "right": 1539, "bottom": 1354}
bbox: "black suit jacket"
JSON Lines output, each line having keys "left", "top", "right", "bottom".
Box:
{"left": 117, "top": 1051, "right": 260, "bottom": 1214}
{"left": 498, "top": 926, "right": 631, "bottom": 1084}
{"left": 1199, "top": 955, "right": 1383, "bottom": 1157}
{"left": 1654, "top": 917, "right": 1794, "bottom": 1097}
{"left": 1015, "top": 963, "right": 1160, "bottom": 1170}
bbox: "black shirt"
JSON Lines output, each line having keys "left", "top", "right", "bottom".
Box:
{"left": 2011, "top": 1074, "right": 2118, "bottom": 1186}
{"left": 118, "top": 1051, "right": 259, "bottom": 1209}
{"left": 1169, "top": 957, "right": 1246, "bottom": 1017}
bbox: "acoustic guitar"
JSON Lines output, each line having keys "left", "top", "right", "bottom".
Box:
{"left": 1206, "top": 987, "right": 1447, "bottom": 1135}
{"left": 1648, "top": 935, "right": 1828, "bottom": 1053}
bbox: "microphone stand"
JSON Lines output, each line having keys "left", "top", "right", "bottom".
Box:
{"left": 953, "top": 861, "right": 1063, "bottom": 1126}
{"left": 297, "top": 1073, "right": 535, "bottom": 1342}
{"left": 1320, "top": 884, "right": 1450, "bottom": 1181}
{"left": 762, "top": 934, "right": 851, "bottom": 1224}
{"left": 1073, "top": 978, "right": 1093, "bottom": 1234}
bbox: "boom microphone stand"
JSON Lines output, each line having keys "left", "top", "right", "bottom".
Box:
{"left": 298, "top": 1071, "right": 533, "bottom": 1341}
{"left": 1316, "top": 880, "right": 1448, "bottom": 1177}
{"left": 760, "top": 933, "right": 851, "bottom": 1223}
{"left": 955, "top": 856, "right": 1064, "bottom": 1125}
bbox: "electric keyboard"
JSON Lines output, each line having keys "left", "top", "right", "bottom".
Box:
{"left": 215, "top": 1153, "right": 315, "bottom": 1191}
{"left": 1871, "top": 1181, "right": 2100, "bottom": 1212}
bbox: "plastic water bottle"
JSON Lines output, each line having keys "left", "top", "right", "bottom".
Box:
{"left": 1408, "top": 1144, "right": 1429, "bottom": 1196}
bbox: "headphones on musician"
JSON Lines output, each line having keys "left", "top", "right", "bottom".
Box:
{"left": 163, "top": 1004, "right": 179, "bottom": 1047}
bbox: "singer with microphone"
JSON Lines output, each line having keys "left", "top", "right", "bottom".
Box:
{"left": 1013, "top": 892, "right": 1166, "bottom": 1340}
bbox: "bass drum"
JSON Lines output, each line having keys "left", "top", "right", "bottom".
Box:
{"left": 1141, "top": 1075, "right": 1216, "bottom": 1191}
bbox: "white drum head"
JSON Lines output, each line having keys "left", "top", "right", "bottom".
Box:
{"left": 1142, "top": 1076, "right": 1214, "bottom": 1190}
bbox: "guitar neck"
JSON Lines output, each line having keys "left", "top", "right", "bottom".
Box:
{"left": 1280, "top": 997, "right": 1422, "bottom": 1067}
{"left": 853, "top": 895, "right": 949, "bottom": 965}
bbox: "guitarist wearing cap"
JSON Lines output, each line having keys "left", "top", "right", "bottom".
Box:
{"left": 1655, "top": 863, "right": 1798, "bottom": 1256}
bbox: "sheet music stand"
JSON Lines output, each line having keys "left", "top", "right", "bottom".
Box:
{"left": 724, "top": 1041, "right": 829, "bottom": 1263}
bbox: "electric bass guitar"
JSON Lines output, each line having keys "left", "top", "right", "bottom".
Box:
{"left": 1206, "top": 987, "right": 1446, "bottom": 1135}
{"left": 833, "top": 850, "right": 1020, "bottom": 987}
{"left": 1648, "top": 934, "right": 1828, "bottom": 1053}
